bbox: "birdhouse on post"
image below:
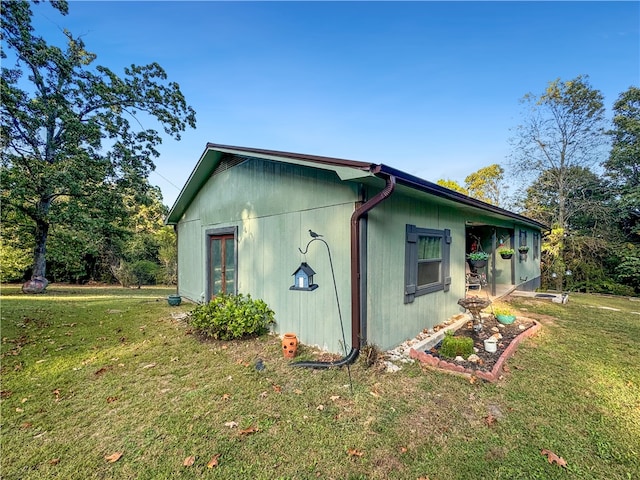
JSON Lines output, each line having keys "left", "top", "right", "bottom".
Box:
{"left": 290, "top": 262, "right": 318, "bottom": 291}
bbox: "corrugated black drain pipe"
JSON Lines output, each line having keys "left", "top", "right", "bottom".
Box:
{"left": 292, "top": 172, "right": 396, "bottom": 368}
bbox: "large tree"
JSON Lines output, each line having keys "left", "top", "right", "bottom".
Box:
{"left": 509, "top": 75, "right": 606, "bottom": 230}
{"left": 604, "top": 86, "right": 640, "bottom": 239}
{"left": 1, "top": 1, "right": 196, "bottom": 290}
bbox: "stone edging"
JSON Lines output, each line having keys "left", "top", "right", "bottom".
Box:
{"left": 408, "top": 320, "right": 542, "bottom": 382}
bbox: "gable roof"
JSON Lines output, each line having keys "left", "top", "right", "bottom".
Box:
{"left": 166, "top": 143, "right": 547, "bottom": 230}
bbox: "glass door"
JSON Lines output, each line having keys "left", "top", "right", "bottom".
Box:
{"left": 208, "top": 234, "right": 235, "bottom": 299}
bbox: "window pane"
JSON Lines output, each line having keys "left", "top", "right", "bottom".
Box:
{"left": 211, "top": 239, "right": 222, "bottom": 296}
{"left": 418, "top": 236, "right": 441, "bottom": 260}
{"left": 418, "top": 261, "right": 440, "bottom": 286}
{"left": 224, "top": 238, "right": 235, "bottom": 294}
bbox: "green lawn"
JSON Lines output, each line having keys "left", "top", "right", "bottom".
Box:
{"left": 1, "top": 285, "right": 639, "bottom": 479}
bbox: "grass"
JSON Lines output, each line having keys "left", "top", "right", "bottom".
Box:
{"left": 1, "top": 285, "right": 639, "bottom": 479}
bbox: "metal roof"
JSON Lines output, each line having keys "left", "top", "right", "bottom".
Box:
{"left": 166, "top": 143, "right": 547, "bottom": 230}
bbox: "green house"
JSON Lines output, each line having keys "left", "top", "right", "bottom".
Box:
{"left": 166, "top": 144, "right": 546, "bottom": 359}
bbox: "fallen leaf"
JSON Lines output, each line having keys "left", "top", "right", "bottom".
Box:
{"left": 94, "top": 366, "right": 110, "bottom": 376}
{"left": 21, "top": 422, "right": 33, "bottom": 429}
{"left": 347, "top": 448, "right": 364, "bottom": 457}
{"left": 207, "top": 454, "right": 221, "bottom": 468}
{"left": 16, "top": 407, "right": 24, "bottom": 413}
{"left": 239, "top": 426, "right": 258, "bottom": 435}
{"left": 0, "top": 390, "right": 13, "bottom": 399}
{"left": 142, "top": 363, "right": 156, "bottom": 369}
{"left": 400, "top": 447, "right": 408, "bottom": 454}
{"left": 540, "top": 449, "right": 567, "bottom": 468}
{"left": 49, "top": 458, "right": 60, "bottom": 465}
{"left": 330, "top": 395, "right": 340, "bottom": 401}
{"left": 369, "top": 391, "right": 380, "bottom": 398}
{"left": 183, "top": 455, "right": 195, "bottom": 467}
{"left": 294, "top": 389, "right": 303, "bottom": 395}
{"left": 502, "top": 364, "right": 511, "bottom": 373}
{"left": 106, "top": 396, "right": 118, "bottom": 403}
{"left": 469, "top": 376, "right": 477, "bottom": 384}
{"left": 224, "top": 421, "right": 238, "bottom": 428}
{"left": 21, "top": 397, "right": 28, "bottom": 403}
{"left": 105, "top": 452, "right": 123, "bottom": 463}
{"left": 316, "top": 404, "right": 325, "bottom": 411}
{"left": 259, "top": 391, "right": 268, "bottom": 398}
{"left": 53, "top": 389, "right": 60, "bottom": 402}
{"left": 272, "top": 384, "right": 282, "bottom": 393}
{"left": 221, "top": 393, "right": 231, "bottom": 400}
{"left": 484, "top": 414, "right": 497, "bottom": 427}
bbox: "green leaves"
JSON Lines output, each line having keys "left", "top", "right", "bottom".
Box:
{"left": 1, "top": 1, "right": 196, "bottom": 280}
{"left": 190, "top": 294, "right": 276, "bottom": 341}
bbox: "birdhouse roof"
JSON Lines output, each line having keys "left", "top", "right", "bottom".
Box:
{"left": 292, "top": 262, "right": 316, "bottom": 276}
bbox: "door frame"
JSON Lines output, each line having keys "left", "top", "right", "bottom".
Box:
{"left": 205, "top": 226, "right": 238, "bottom": 300}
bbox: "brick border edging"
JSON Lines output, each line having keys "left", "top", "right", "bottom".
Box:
{"left": 409, "top": 320, "right": 542, "bottom": 382}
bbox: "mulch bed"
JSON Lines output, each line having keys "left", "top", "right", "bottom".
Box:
{"left": 431, "top": 315, "right": 535, "bottom": 372}
{"left": 410, "top": 314, "right": 539, "bottom": 381}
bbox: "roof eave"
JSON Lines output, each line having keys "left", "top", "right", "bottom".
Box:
{"left": 374, "top": 164, "right": 548, "bottom": 230}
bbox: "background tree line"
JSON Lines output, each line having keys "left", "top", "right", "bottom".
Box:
{"left": 1, "top": 3, "right": 638, "bottom": 294}
{"left": 439, "top": 78, "right": 639, "bottom": 295}
{"left": 1, "top": 0, "right": 190, "bottom": 288}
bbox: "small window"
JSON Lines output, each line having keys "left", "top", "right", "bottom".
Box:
{"left": 533, "top": 232, "right": 540, "bottom": 260}
{"left": 519, "top": 229, "right": 528, "bottom": 249}
{"left": 405, "top": 225, "right": 451, "bottom": 303}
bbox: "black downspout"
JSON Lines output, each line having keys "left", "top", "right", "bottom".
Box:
{"left": 292, "top": 173, "right": 396, "bottom": 368}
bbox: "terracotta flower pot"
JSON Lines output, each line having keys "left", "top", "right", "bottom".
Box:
{"left": 282, "top": 333, "right": 298, "bottom": 358}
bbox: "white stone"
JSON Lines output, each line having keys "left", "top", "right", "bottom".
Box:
{"left": 455, "top": 356, "right": 465, "bottom": 362}
{"left": 384, "top": 361, "right": 401, "bottom": 373}
{"left": 467, "top": 354, "right": 481, "bottom": 363}
{"left": 518, "top": 324, "right": 526, "bottom": 330}
{"left": 491, "top": 327, "right": 500, "bottom": 333}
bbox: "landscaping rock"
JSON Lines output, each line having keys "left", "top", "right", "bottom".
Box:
{"left": 467, "top": 354, "right": 481, "bottom": 363}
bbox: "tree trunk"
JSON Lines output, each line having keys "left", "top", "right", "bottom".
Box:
{"left": 33, "top": 217, "right": 49, "bottom": 279}
{"left": 23, "top": 198, "right": 52, "bottom": 293}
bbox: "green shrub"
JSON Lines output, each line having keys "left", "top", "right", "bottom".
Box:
{"left": 190, "top": 294, "right": 275, "bottom": 340}
{"left": 131, "top": 260, "right": 159, "bottom": 286}
{"left": 439, "top": 331, "right": 474, "bottom": 359}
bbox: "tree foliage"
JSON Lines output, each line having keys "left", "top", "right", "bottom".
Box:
{"left": 437, "top": 163, "right": 506, "bottom": 206}
{"left": 436, "top": 178, "right": 467, "bottom": 195}
{"left": 0, "top": 0, "right": 195, "bottom": 287}
{"left": 510, "top": 75, "right": 606, "bottom": 230}
{"left": 605, "top": 86, "right": 640, "bottom": 239}
{"left": 464, "top": 164, "right": 505, "bottom": 206}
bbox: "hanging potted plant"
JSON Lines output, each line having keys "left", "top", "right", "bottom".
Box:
{"left": 518, "top": 245, "right": 529, "bottom": 260}
{"left": 499, "top": 248, "right": 515, "bottom": 259}
{"left": 467, "top": 251, "right": 489, "bottom": 269}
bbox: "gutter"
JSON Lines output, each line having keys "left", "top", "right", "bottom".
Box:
{"left": 292, "top": 172, "right": 396, "bottom": 368}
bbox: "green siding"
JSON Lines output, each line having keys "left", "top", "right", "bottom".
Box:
{"left": 176, "top": 156, "right": 542, "bottom": 354}
{"left": 176, "top": 158, "right": 358, "bottom": 353}
{"left": 364, "top": 193, "right": 465, "bottom": 350}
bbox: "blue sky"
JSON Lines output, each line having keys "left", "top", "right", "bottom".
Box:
{"left": 30, "top": 1, "right": 639, "bottom": 208}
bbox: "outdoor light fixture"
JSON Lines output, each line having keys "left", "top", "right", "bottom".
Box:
{"left": 290, "top": 262, "right": 318, "bottom": 291}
